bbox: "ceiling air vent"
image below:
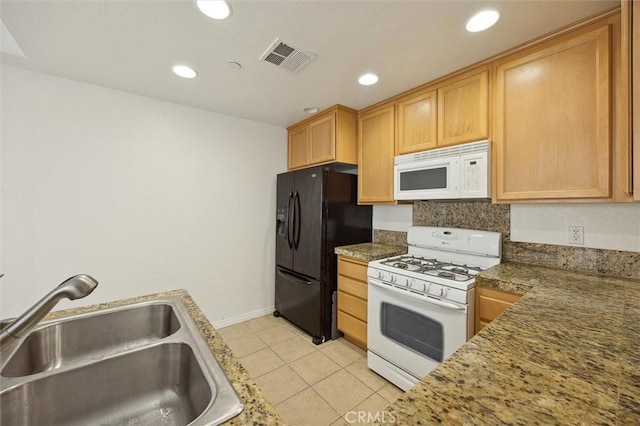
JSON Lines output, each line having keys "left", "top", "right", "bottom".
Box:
{"left": 259, "top": 38, "right": 317, "bottom": 73}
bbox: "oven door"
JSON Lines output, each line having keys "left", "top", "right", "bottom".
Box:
{"left": 367, "top": 278, "right": 470, "bottom": 381}
{"left": 394, "top": 156, "right": 460, "bottom": 200}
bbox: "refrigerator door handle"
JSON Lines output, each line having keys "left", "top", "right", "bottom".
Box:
{"left": 277, "top": 267, "right": 313, "bottom": 285}
{"left": 291, "top": 191, "right": 296, "bottom": 250}
{"left": 294, "top": 191, "right": 301, "bottom": 250}
{"left": 287, "top": 191, "right": 294, "bottom": 249}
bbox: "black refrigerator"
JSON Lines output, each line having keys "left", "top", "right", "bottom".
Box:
{"left": 274, "top": 165, "right": 372, "bottom": 345}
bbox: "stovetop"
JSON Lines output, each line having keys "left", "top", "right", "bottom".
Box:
{"left": 379, "top": 255, "right": 483, "bottom": 282}
{"left": 367, "top": 226, "right": 502, "bottom": 294}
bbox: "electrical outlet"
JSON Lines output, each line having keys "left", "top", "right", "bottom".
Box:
{"left": 568, "top": 226, "right": 584, "bottom": 245}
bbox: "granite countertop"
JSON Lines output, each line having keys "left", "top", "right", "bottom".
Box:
{"left": 335, "top": 242, "right": 407, "bottom": 262}
{"left": 46, "top": 289, "right": 281, "bottom": 425}
{"left": 384, "top": 262, "right": 640, "bottom": 425}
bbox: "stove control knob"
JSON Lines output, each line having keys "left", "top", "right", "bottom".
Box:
{"left": 441, "top": 287, "right": 449, "bottom": 297}
{"left": 377, "top": 271, "right": 383, "bottom": 280}
{"left": 390, "top": 275, "right": 396, "bottom": 284}
{"left": 404, "top": 277, "right": 411, "bottom": 287}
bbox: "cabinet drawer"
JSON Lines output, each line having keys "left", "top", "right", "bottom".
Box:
{"left": 338, "top": 275, "right": 367, "bottom": 300}
{"left": 338, "top": 257, "right": 368, "bottom": 281}
{"left": 338, "top": 291, "right": 367, "bottom": 322}
{"left": 337, "top": 311, "right": 367, "bottom": 347}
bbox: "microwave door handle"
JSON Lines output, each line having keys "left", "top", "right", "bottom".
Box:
{"left": 287, "top": 192, "right": 294, "bottom": 249}
{"left": 368, "top": 279, "right": 466, "bottom": 311}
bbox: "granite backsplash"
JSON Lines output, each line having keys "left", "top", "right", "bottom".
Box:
{"left": 372, "top": 200, "right": 640, "bottom": 280}
{"left": 373, "top": 229, "right": 408, "bottom": 246}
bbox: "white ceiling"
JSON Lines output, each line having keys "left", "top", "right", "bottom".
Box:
{"left": 0, "top": 0, "right": 618, "bottom": 128}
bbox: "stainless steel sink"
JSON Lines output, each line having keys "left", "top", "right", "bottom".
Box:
{"left": 2, "top": 303, "right": 181, "bottom": 377}
{"left": 0, "top": 298, "right": 243, "bottom": 425}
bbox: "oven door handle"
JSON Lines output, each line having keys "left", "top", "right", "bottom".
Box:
{"left": 368, "top": 279, "right": 466, "bottom": 311}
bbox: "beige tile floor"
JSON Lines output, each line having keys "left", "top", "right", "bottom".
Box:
{"left": 218, "top": 314, "right": 405, "bottom": 425}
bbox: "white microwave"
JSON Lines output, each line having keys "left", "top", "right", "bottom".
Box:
{"left": 394, "top": 140, "right": 491, "bottom": 200}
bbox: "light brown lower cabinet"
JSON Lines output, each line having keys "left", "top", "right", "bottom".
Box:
{"left": 337, "top": 256, "right": 368, "bottom": 349}
{"left": 631, "top": 0, "right": 640, "bottom": 201}
{"left": 475, "top": 286, "right": 522, "bottom": 333}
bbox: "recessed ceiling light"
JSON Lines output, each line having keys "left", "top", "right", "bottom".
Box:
{"left": 466, "top": 10, "right": 500, "bottom": 32}
{"left": 196, "top": 0, "right": 232, "bottom": 20}
{"left": 172, "top": 65, "right": 198, "bottom": 79}
{"left": 303, "top": 107, "right": 319, "bottom": 114}
{"left": 358, "top": 73, "right": 379, "bottom": 86}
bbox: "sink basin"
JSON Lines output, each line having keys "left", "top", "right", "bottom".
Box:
{"left": 1, "top": 343, "right": 212, "bottom": 425}
{"left": 2, "top": 303, "right": 180, "bottom": 377}
{"left": 0, "top": 298, "right": 243, "bottom": 425}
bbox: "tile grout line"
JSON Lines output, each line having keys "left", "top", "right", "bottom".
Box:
{"left": 310, "top": 366, "right": 374, "bottom": 420}
{"left": 225, "top": 315, "right": 401, "bottom": 425}
{"left": 265, "top": 341, "right": 367, "bottom": 422}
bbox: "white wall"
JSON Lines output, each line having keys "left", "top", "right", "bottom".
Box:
{"left": 1, "top": 66, "right": 287, "bottom": 324}
{"left": 372, "top": 203, "right": 640, "bottom": 253}
{"left": 372, "top": 205, "right": 412, "bottom": 232}
{"left": 511, "top": 204, "right": 640, "bottom": 252}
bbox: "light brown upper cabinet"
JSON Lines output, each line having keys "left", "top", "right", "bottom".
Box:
{"left": 437, "top": 70, "right": 489, "bottom": 147}
{"left": 358, "top": 102, "right": 396, "bottom": 204}
{"left": 288, "top": 126, "right": 309, "bottom": 170}
{"left": 493, "top": 13, "right": 631, "bottom": 202}
{"left": 287, "top": 105, "right": 357, "bottom": 171}
{"left": 396, "top": 89, "right": 437, "bottom": 154}
{"left": 308, "top": 113, "right": 336, "bottom": 165}
{"left": 396, "top": 68, "right": 489, "bottom": 155}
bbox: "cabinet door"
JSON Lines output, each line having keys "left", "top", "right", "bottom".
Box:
{"left": 494, "top": 22, "right": 611, "bottom": 200}
{"left": 358, "top": 103, "right": 396, "bottom": 204}
{"left": 288, "top": 126, "right": 308, "bottom": 170}
{"left": 633, "top": 1, "right": 640, "bottom": 201}
{"left": 437, "top": 70, "right": 489, "bottom": 146}
{"left": 475, "top": 286, "right": 522, "bottom": 334}
{"left": 309, "top": 113, "right": 336, "bottom": 165}
{"left": 397, "top": 89, "right": 437, "bottom": 154}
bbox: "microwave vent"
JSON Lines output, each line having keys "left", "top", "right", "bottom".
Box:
{"left": 259, "top": 38, "right": 317, "bottom": 73}
{"left": 395, "top": 140, "right": 490, "bottom": 165}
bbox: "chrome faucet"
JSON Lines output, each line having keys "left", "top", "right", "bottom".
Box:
{"left": 0, "top": 274, "right": 98, "bottom": 354}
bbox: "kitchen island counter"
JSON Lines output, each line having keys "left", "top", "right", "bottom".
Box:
{"left": 383, "top": 262, "right": 640, "bottom": 425}
{"left": 46, "top": 289, "right": 281, "bottom": 425}
{"left": 334, "top": 242, "right": 407, "bottom": 262}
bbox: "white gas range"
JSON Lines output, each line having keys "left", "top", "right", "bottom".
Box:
{"left": 367, "top": 226, "right": 501, "bottom": 391}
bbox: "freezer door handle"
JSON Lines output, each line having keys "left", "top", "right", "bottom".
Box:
{"left": 277, "top": 268, "right": 313, "bottom": 285}
{"left": 286, "top": 192, "right": 294, "bottom": 249}
{"left": 293, "top": 191, "right": 301, "bottom": 250}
